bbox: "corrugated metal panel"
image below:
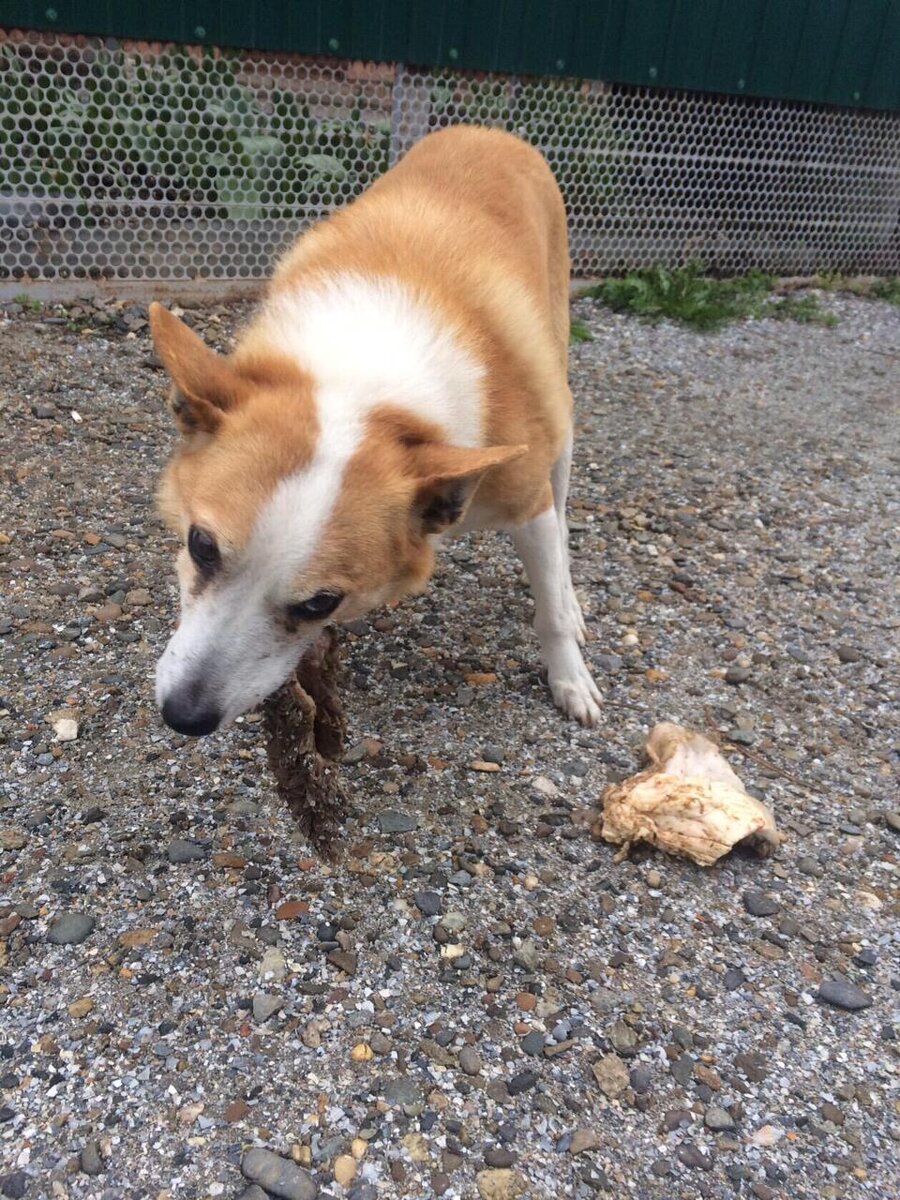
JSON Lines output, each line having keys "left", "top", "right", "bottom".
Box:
{"left": 2, "top": 1, "right": 900, "bottom": 111}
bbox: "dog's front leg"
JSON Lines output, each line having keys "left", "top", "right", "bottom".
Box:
{"left": 511, "top": 507, "right": 602, "bottom": 727}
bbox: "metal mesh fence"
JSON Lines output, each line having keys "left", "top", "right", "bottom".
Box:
{"left": 2, "top": 27, "right": 900, "bottom": 296}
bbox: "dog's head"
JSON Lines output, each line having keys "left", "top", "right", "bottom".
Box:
{"left": 149, "top": 304, "right": 523, "bottom": 736}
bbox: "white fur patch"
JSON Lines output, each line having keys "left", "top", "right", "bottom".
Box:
{"left": 261, "top": 273, "right": 485, "bottom": 449}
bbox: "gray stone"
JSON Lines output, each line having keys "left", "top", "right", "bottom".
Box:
{"left": 816, "top": 978, "right": 873, "bottom": 1011}
{"left": 725, "top": 665, "right": 752, "bottom": 684}
{"left": 377, "top": 810, "right": 417, "bottom": 834}
{"left": 835, "top": 645, "right": 863, "bottom": 663}
{"left": 670, "top": 1054, "right": 694, "bottom": 1086}
{"left": 343, "top": 741, "right": 370, "bottom": 764}
{"left": 513, "top": 938, "right": 539, "bottom": 971}
{"left": 241, "top": 1148, "right": 316, "bottom": 1200}
{"left": 252, "top": 993, "right": 283, "bottom": 1023}
{"left": 597, "top": 654, "right": 623, "bottom": 673}
{"left": 167, "top": 839, "right": 207, "bottom": 863}
{"left": 382, "top": 1077, "right": 423, "bottom": 1107}
{"left": 724, "top": 967, "right": 745, "bottom": 991}
{"left": 459, "top": 1046, "right": 483, "bottom": 1076}
{"left": 238, "top": 1189, "right": 270, "bottom": 1200}
{"left": 705, "top": 1105, "right": 735, "bottom": 1130}
{"left": 677, "top": 1144, "right": 712, "bottom": 1170}
{"left": 0, "top": 1173, "right": 28, "bottom": 1199}
{"left": 484, "top": 1147, "right": 517, "bottom": 1168}
{"left": 798, "top": 856, "right": 824, "bottom": 877}
{"left": 520, "top": 1031, "right": 545, "bottom": 1057}
{"left": 629, "top": 1065, "right": 652, "bottom": 1094}
{"left": 414, "top": 891, "right": 442, "bottom": 917}
{"left": 507, "top": 1069, "right": 539, "bottom": 1095}
{"left": 47, "top": 913, "right": 95, "bottom": 945}
{"left": 727, "top": 728, "right": 755, "bottom": 746}
{"left": 80, "top": 1140, "right": 103, "bottom": 1176}
{"left": 742, "top": 890, "right": 780, "bottom": 917}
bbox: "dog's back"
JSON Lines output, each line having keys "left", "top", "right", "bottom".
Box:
{"left": 256, "top": 125, "right": 573, "bottom": 526}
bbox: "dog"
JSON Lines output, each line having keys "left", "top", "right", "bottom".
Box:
{"left": 150, "top": 125, "right": 601, "bottom": 736}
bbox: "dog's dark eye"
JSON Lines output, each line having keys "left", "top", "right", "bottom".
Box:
{"left": 286, "top": 591, "right": 344, "bottom": 623}
{"left": 188, "top": 526, "right": 220, "bottom": 573}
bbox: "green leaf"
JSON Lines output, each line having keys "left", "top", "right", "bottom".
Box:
{"left": 299, "top": 153, "right": 348, "bottom": 181}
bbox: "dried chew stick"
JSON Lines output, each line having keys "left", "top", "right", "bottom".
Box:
{"left": 262, "top": 628, "right": 348, "bottom": 858}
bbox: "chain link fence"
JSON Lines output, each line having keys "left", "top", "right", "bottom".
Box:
{"left": 2, "top": 28, "right": 900, "bottom": 297}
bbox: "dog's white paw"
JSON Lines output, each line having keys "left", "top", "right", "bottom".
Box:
{"left": 549, "top": 663, "right": 602, "bottom": 727}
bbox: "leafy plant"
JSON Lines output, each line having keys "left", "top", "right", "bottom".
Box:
{"left": 584, "top": 265, "right": 838, "bottom": 331}
{"left": 569, "top": 319, "right": 594, "bottom": 343}
{"left": 0, "top": 42, "right": 390, "bottom": 226}
{"left": 871, "top": 277, "right": 900, "bottom": 305}
{"left": 12, "top": 292, "right": 42, "bottom": 311}
{"left": 765, "top": 294, "right": 838, "bottom": 326}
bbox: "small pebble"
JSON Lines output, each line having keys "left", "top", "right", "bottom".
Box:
{"left": 459, "top": 1046, "right": 483, "bottom": 1076}
{"left": 507, "top": 1070, "right": 538, "bottom": 1096}
{"left": 705, "top": 1105, "right": 735, "bottom": 1131}
{"left": 835, "top": 645, "right": 863, "bottom": 663}
{"left": 377, "top": 810, "right": 417, "bottom": 834}
{"left": 80, "top": 1140, "right": 103, "bottom": 1176}
{"left": 414, "top": 891, "right": 442, "bottom": 917}
{"left": 816, "top": 978, "right": 873, "bottom": 1011}
{"left": 47, "top": 913, "right": 96, "bottom": 945}
{"left": 167, "top": 839, "right": 208, "bottom": 863}
{"left": 742, "top": 890, "right": 780, "bottom": 917}
{"left": 252, "top": 994, "right": 283, "bottom": 1023}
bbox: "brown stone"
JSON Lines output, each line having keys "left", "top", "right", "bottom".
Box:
{"left": 224, "top": 1099, "right": 250, "bottom": 1123}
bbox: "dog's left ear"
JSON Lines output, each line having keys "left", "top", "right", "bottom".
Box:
{"left": 410, "top": 443, "right": 527, "bottom": 532}
{"left": 149, "top": 302, "right": 243, "bottom": 434}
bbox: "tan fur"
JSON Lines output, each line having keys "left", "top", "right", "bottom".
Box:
{"left": 259, "top": 125, "right": 572, "bottom": 532}
{"left": 303, "top": 408, "right": 526, "bottom": 610}
{"left": 153, "top": 125, "right": 574, "bottom": 643}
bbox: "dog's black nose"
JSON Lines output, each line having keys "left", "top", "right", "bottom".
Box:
{"left": 161, "top": 694, "right": 221, "bottom": 738}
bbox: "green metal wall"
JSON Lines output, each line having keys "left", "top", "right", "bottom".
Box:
{"left": 3, "top": 1, "right": 899, "bottom": 112}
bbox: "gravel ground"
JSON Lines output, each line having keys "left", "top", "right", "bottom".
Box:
{"left": 0, "top": 290, "right": 898, "bottom": 1200}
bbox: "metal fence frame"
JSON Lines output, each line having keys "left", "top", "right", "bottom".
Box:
{"left": 2, "top": 28, "right": 899, "bottom": 301}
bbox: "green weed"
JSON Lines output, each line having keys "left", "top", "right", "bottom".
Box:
{"left": 764, "top": 294, "right": 838, "bottom": 326}
{"left": 12, "top": 293, "right": 42, "bottom": 311}
{"left": 584, "top": 265, "right": 838, "bottom": 332}
{"left": 569, "top": 319, "right": 594, "bottom": 343}
{"left": 871, "top": 278, "right": 900, "bottom": 305}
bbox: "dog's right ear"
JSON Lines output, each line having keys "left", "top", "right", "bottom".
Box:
{"left": 149, "top": 302, "right": 243, "bottom": 434}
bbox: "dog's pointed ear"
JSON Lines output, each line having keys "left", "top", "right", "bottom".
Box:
{"left": 149, "top": 302, "right": 242, "bottom": 434}
{"left": 410, "top": 443, "right": 528, "bottom": 533}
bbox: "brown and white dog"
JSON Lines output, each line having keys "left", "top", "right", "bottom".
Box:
{"left": 150, "top": 126, "right": 601, "bottom": 736}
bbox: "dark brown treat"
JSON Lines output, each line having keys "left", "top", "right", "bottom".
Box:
{"left": 296, "top": 624, "right": 347, "bottom": 761}
{"left": 262, "top": 628, "right": 348, "bottom": 858}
